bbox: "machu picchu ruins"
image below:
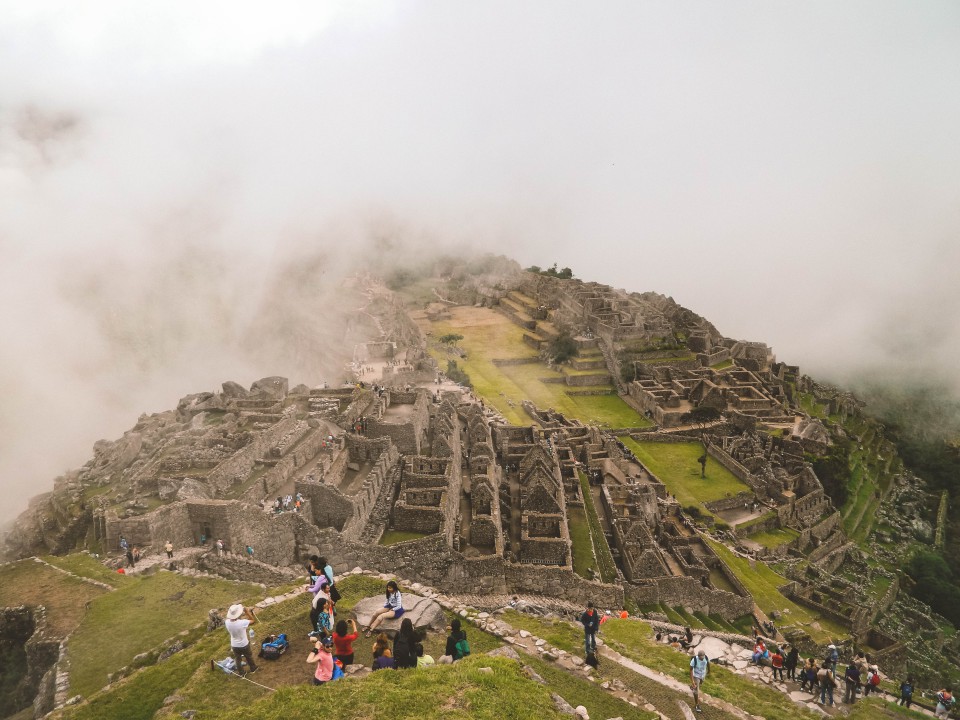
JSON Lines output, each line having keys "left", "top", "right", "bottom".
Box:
{"left": 6, "top": 257, "right": 957, "bottom": 720}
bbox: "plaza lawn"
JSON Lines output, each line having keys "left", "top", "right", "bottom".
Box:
{"left": 747, "top": 527, "right": 800, "bottom": 549}
{"left": 620, "top": 438, "right": 750, "bottom": 513}
{"left": 418, "top": 306, "right": 649, "bottom": 429}
{"left": 378, "top": 529, "right": 429, "bottom": 545}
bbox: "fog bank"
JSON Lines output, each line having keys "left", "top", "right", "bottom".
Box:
{"left": 2, "top": 1, "right": 959, "bottom": 523}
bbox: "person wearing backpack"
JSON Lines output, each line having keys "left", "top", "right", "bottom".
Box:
{"left": 689, "top": 649, "right": 709, "bottom": 713}
{"left": 936, "top": 687, "right": 956, "bottom": 718}
{"left": 899, "top": 676, "right": 914, "bottom": 708}
{"left": 445, "top": 618, "right": 470, "bottom": 661}
{"left": 864, "top": 665, "right": 881, "bottom": 696}
{"left": 579, "top": 602, "right": 601, "bottom": 656}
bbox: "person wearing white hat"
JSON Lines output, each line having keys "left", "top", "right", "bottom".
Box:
{"left": 225, "top": 604, "right": 259, "bottom": 675}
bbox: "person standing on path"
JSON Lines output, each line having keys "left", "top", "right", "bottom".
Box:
{"left": 690, "top": 649, "right": 709, "bottom": 713}
{"left": 164, "top": 541, "right": 173, "bottom": 559}
{"left": 818, "top": 665, "right": 836, "bottom": 706}
{"left": 579, "top": 602, "right": 600, "bottom": 656}
{"left": 899, "top": 676, "right": 914, "bottom": 708}
{"left": 843, "top": 661, "right": 861, "bottom": 704}
{"left": 785, "top": 645, "right": 799, "bottom": 680}
{"left": 225, "top": 604, "right": 259, "bottom": 676}
{"left": 936, "top": 687, "right": 956, "bottom": 718}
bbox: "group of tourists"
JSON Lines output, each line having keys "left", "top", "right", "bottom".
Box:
{"left": 298, "top": 558, "right": 472, "bottom": 685}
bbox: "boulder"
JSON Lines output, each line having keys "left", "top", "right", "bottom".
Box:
{"left": 353, "top": 594, "right": 446, "bottom": 637}
{"left": 694, "top": 636, "right": 731, "bottom": 662}
{"left": 487, "top": 646, "right": 521, "bottom": 661}
{"left": 250, "top": 376, "right": 288, "bottom": 400}
{"left": 221, "top": 381, "right": 248, "bottom": 399}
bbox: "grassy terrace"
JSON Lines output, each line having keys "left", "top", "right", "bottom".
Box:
{"left": 746, "top": 527, "right": 800, "bottom": 549}
{"left": 567, "top": 506, "right": 597, "bottom": 578}
{"left": 417, "top": 306, "right": 649, "bottom": 428}
{"left": 620, "top": 438, "right": 749, "bottom": 516}
{"left": 379, "top": 529, "right": 429, "bottom": 545}
{"left": 578, "top": 472, "right": 618, "bottom": 582}
{"left": 705, "top": 538, "right": 848, "bottom": 643}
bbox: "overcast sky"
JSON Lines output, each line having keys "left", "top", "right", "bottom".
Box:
{"left": 2, "top": 1, "right": 958, "bottom": 524}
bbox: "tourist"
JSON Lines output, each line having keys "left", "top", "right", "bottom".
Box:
{"left": 132, "top": 546, "right": 141, "bottom": 565}
{"left": 306, "top": 562, "right": 330, "bottom": 628}
{"left": 245, "top": 545, "right": 254, "bottom": 559}
{"left": 126, "top": 546, "right": 135, "bottom": 568}
{"left": 690, "top": 649, "right": 709, "bottom": 713}
{"left": 417, "top": 633, "right": 435, "bottom": 668}
{"left": 770, "top": 647, "right": 784, "bottom": 681}
{"left": 800, "top": 658, "right": 819, "bottom": 693}
{"left": 164, "top": 540, "right": 174, "bottom": 559}
{"left": 373, "top": 647, "right": 395, "bottom": 670}
{"left": 843, "top": 661, "right": 861, "bottom": 704}
{"left": 899, "top": 676, "right": 914, "bottom": 708}
{"left": 307, "top": 635, "right": 334, "bottom": 685}
{"left": 784, "top": 644, "right": 799, "bottom": 680}
{"left": 216, "top": 538, "right": 224, "bottom": 557}
{"left": 817, "top": 664, "right": 836, "bottom": 706}
{"left": 119, "top": 535, "right": 128, "bottom": 552}
{"left": 579, "top": 602, "right": 600, "bottom": 656}
{"left": 864, "top": 664, "right": 880, "bottom": 696}
{"left": 393, "top": 617, "right": 419, "bottom": 669}
{"left": 366, "top": 580, "right": 403, "bottom": 637}
{"left": 751, "top": 639, "right": 766, "bottom": 665}
{"left": 445, "top": 618, "right": 469, "bottom": 662}
{"left": 332, "top": 619, "right": 358, "bottom": 667}
{"left": 824, "top": 643, "right": 839, "bottom": 670}
{"left": 936, "top": 687, "right": 956, "bottom": 718}
{"left": 225, "top": 604, "right": 259, "bottom": 676}
{"left": 314, "top": 597, "right": 334, "bottom": 636}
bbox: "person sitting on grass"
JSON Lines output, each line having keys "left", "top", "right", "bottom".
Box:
{"left": 365, "top": 580, "right": 403, "bottom": 637}
{"left": 445, "top": 618, "right": 469, "bottom": 662}
{"left": 372, "top": 635, "right": 395, "bottom": 671}
{"left": 393, "top": 617, "right": 419, "bottom": 669}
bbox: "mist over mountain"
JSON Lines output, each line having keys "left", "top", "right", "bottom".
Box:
{"left": 2, "top": 0, "right": 959, "bottom": 525}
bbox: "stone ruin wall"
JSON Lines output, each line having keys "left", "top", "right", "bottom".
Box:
{"left": 240, "top": 427, "right": 328, "bottom": 503}
{"left": 625, "top": 576, "right": 754, "bottom": 620}
{"left": 205, "top": 415, "right": 301, "bottom": 495}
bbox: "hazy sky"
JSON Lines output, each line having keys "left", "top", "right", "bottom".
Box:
{"left": 2, "top": 1, "right": 959, "bottom": 524}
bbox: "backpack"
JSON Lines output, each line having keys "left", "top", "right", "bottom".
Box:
{"left": 454, "top": 636, "right": 471, "bottom": 660}
{"left": 870, "top": 672, "right": 880, "bottom": 686}
{"left": 259, "top": 633, "right": 289, "bottom": 659}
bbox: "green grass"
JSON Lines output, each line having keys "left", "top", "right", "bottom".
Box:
{"left": 68, "top": 571, "right": 262, "bottom": 698}
{"left": 601, "top": 619, "right": 818, "bottom": 720}
{"left": 419, "top": 307, "right": 649, "bottom": 428}
{"left": 567, "top": 506, "right": 597, "bottom": 579}
{"left": 620, "top": 439, "right": 750, "bottom": 514}
{"left": 42, "top": 553, "right": 132, "bottom": 587}
{"left": 578, "top": 472, "right": 618, "bottom": 582}
{"left": 710, "top": 359, "right": 734, "bottom": 370}
{"left": 705, "top": 538, "right": 848, "bottom": 643}
{"left": 379, "top": 530, "right": 430, "bottom": 545}
{"left": 207, "top": 656, "right": 578, "bottom": 720}
{"left": 746, "top": 527, "right": 800, "bottom": 549}
{"left": 501, "top": 610, "right": 583, "bottom": 654}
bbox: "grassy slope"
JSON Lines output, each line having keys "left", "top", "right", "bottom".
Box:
{"left": 418, "top": 306, "right": 649, "bottom": 428}
{"left": 68, "top": 571, "right": 263, "bottom": 697}
{"left": 705, "top": 538, "right": 847, "bottom": 642}
{"left": 0, "top": 560, "right": 108, "bottom": 638}
{"left": 567, "top": 506, "right": 597, "bottom": 578}
{"left": 621, "top": 439, "right": 750, "bottom": 511}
